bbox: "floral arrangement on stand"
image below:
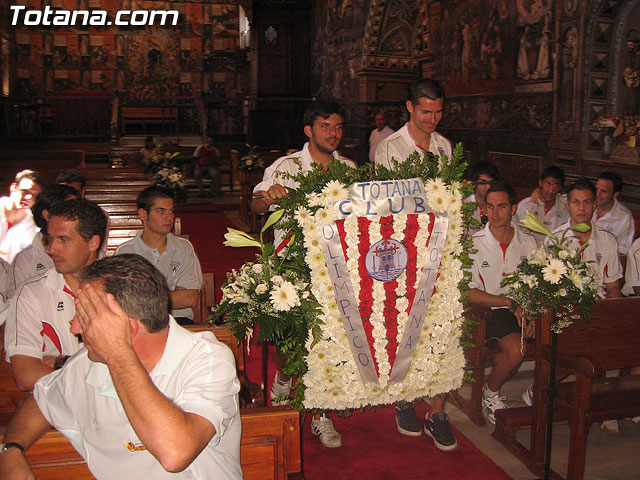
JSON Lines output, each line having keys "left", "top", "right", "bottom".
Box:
{"left": 149, "top": 146, "right": 187, "bottom": 199}
{"left": 501, "top": 215, "right": 605, "bottom": 334}
{"left": 238, "top": 144, "right": 265, "bottom": 172}
{"left": 212, "top": 144, "right": 476, "bottom": 412}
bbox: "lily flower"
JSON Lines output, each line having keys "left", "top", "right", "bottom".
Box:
{"left": 519, "top": 214, "right": 557, "bottom": 242}
{"left": 224, "top": 228, "right": 261, "bottom": 248}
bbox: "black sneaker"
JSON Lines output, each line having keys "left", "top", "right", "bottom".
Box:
{"left": 424, "top": 412, "right": 458, "bottom": 451}
{"left": 395, "top": 403, "right": 421, "bottom": 437}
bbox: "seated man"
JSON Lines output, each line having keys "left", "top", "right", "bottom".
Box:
{"left": 368, "top": 112, "right": 394, "bottom": 163}
{"left": 622, "top": 237, "right": 640, "bottom": 296}
{"left": 4, "top": 199, "right": 107, "bottom": 391}
{"left": 0, "top": 170, "right": 42, "bottom": 263}
{"left": 0, "top": 254, "right": 242, "bottom": 479}
{"left": 55, "top": 169, "right": 87, "bottom": 198}
{"left": 139, "top": 136, "right": 157, "bottom": 173}
{"left": 550, "top": 178, "right": 622, "bottom": 298}
{"left": 468, "top": 183, "right": 537, "bottom": 425}
{"left": 8, "top": 184, "right": 80, "bottom": 300}
{"left": 516, "top": 166, "right": 569, "bottom": 244}
{"left": 593, "top": 171, "right": 635, "bottom": 255}
{"left": 192, "top": 136, "right": 221, "bottom": 197}
{"left": 465, "top": 161, "right": 499, "bottom": 235}
{"left": 116, "top": 186, "right": 202, "bottom": 325}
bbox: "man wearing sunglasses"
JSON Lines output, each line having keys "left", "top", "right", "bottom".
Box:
{"left": 465, "top": 161, "right": 499, "bottom": 235}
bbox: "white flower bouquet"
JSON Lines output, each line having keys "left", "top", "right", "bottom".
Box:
{"left": 238, "top": 144, "right": 265, "bottom": 172}
{"left": 501, "top": 214, "right": 605, "bottom": 333}
{"left": 153, "top": 163, "right": 186, "bottom": 193}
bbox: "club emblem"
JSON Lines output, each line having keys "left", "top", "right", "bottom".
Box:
{"left": 365, "top": 238, "right": 408, "bottom": 282}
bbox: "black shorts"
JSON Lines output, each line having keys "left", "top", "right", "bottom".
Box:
{"left": 485, "top": 308, "right": 520, "bottom": 349}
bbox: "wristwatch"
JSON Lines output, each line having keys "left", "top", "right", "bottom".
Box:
{"left": 0, "top": 442, "right": 24, "bottom": 454}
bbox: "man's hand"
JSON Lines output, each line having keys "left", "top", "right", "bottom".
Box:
{"left": 529, "top": 187, "right": 542, "bottom": 203}
{"left": 513, "top": 304, "right": 535, "bottom": 337}
{"left": 251, "top": 183, "right": 288, "bottom": 214}
{"left": 74, "top": 284, "right": 133, "bottom": 364}
{"left": 0, "top": 449, "right": 35, "bottom": 480}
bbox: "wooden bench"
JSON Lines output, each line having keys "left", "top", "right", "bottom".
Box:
{"left": 450, "top": 303, "right": 535, "bottom": 426}
{"left": 493, "top": 296, "right": 640, "bottom": 479}
{"left": 121, "top": 107, "right": 178, "bottom": 135}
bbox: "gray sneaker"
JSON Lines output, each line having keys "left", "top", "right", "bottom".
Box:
{"left": 395, "top": 403, "right": 422, "bottom": 437}
{"left": 424, "top": 412, "right": 458, "bottom": 451}
{"left": 482, "top": 394, "right": 508, "bottom": 425}
{"left": 311, "top": 415, "right": 342, "bottom": 448}
{"left": 522, "top": 383, "right": 534, "bottom": 407}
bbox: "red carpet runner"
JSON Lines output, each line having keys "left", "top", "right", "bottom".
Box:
{"left": 181, "top": 207, "right": 510, "bottom": 480}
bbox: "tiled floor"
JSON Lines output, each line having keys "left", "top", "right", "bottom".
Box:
{"left": 207, "top": 192, "right": 640, "bottom": 480}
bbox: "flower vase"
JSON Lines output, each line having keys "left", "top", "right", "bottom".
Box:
{"left": 602, "top": 134, "right": 614, "bottom": 156}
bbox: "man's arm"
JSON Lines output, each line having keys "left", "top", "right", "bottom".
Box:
{"left": 9, "top": 355, "right": 54, "bottom": 392}
{"left": 250, "top": 183, "right": 288, "bottom": 215}
{"left": 169, "top": 287, "right": 199, "bottom": 310}
{"left": 468, "top": 287, "right": 525, "bottom": 328}
{"left": 76, "top": 286, "right": 217, "bottom": 473}
{"left": 0, "top": 395, "right": 53, "bottom": 479}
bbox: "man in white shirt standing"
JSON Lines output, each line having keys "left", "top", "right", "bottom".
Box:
{"left": 468, "top": 184, "right": 537, "bottom": 425}
{"left": 374, "top": 78, "right": 452, "bottom": 169}
{"left": 251, "top": 100, "right": 356, "bottom": 448}
{"left": 0, "top": 254, "right": 242, "bottom": 479}
{"left": 592, "top": 171, "right": 635, "bottom": 255}
{"left": 368, "top": 112, "right": 394, "bottom": 163}
{"left": 4, "top": 199, "right": 107, "bottom": 391}
{"left": 465, "top": 161, "right": 499, "bottom": 235}
{"left": 516, "top": 166, "right": 569, "bottom": 244}
{"left": 116, "top": 186, "right": 202, "bottom": 325}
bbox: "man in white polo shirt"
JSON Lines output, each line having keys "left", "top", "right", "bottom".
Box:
{"left": 623, "top": 237, "right": 640, "bottom": 296}
{"left": 468, "top": 183, "right": 537, "bottom": 425}
{"left": 516, "top": 166, "right": 569, "bottom": 244}
{"left": 368, "top": 112, "right": 394, "bottom": 163}
{"left": 4, "top": 199, "right": 107, "bottom": 391}
{"left": 592, "top": 171, "right": 635, "bottom": 255}
{"left": 374, "top": 78, "right": 452, "bottom": 169}
{"left": 551, "top": 178, "right": 623, "bottom": 298}
{"left": 8, "top": 184, "right": 80, "bottom": 300}
{"left": 0, "top": 254, "right": 242, "bottom": 479}
{"left": 116, "top": 186, "right": 202, "bottom": 325}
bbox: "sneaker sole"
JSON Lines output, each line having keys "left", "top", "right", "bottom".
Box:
{"left": 424, "top": 425, "right": 458, "bottom": 451}
{"left": 395, "top": 416, "right": 422, "bottom": 437}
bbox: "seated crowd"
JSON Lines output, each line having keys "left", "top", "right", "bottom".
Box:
{"left": 0, "top": 146, "right": 639, "bottom": 476}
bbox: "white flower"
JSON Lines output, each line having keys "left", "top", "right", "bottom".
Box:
{"left": 569, "top": 269, "right": 585, "bottom": 292}
{"left": 543, "top": 258, "right": 567, "bottom": 284}
{"left": 252, "top": 263, "right": 264, "bottom": 274}
{"left": 271, "top": 275, "right": 283, "bottom": 285}
{"left": 321, "top": 180, "right": 348, "bottom": 203}
{"left": 295, "top": 206, "right": 313, "bottom": 226}
{"left": 558, "top": 249, "right": 570, "bottom": 260}
{"left": 270, "top": 281, "right": 300, "bottom": 311}
{"left": 314, "top": 207, "right": 335, "bottom": 226}
{"left": 255, "top": 283, "right": 268, "bottom": 295}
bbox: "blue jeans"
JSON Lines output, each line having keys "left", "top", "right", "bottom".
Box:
{"left": 194, "top": 165, "right": 220, "bottom": 194}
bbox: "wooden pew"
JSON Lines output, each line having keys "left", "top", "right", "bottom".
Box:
{"left": 493, "top": 296, "right": 640, "bottom": 479}
{"left": 121, "top": 107, "right": 178, "bottom": 136}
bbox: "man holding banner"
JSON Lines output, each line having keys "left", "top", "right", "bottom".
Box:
{"left": 374, "top": 78, "right": 457, "bottom": 451}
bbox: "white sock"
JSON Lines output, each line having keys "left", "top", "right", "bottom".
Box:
{"left": 483, "top": 384, "right": 499, "bottom": 398}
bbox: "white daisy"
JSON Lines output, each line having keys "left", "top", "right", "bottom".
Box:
{"left": 294, "top": 206, "right": 313, "bottom": 226}
{"left": 270, "top": 281, "right": 300, "bottom": 311}
{"left": 322, "top": 180, "right": 348, "bottom": 203}
{"left": 543, "top": 258, "right": 567, "bottom": 284}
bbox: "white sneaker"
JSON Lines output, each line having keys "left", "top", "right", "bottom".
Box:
{"left": 522, "top": 383, "right": 534, "bottom": 406}
{"left": 269, "top": 373, "right": 292, "bottom": 406}
{"left": 482, "top": 394, "right": 509, "bottom": 425}
{"left": 600, "top": 420, "right": 619, "bottom": 433}
{"left": 311, "top": 415, "right": 342, "bottom": 448}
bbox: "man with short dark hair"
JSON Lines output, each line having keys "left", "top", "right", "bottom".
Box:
{"left": 368, "top": 112, "right": 394, "bottom": 163}
{"left": 8, "top": 184, "right": 80, "bottom": 299}
{"left": 4, "top": 199, "right": 107, "bottom": 392}
{"left": 0, "top": 254, "right": 242, "bottom": 479}
{"left": 251, "top": 100, "right": 356, "bottom": 448}
{"left": 465, "top": 161, "right": 499, "bottom": 234}
{"left": 551, "top": 178, "right": 622, "bottom": 298}
{"left": 116, "top": 186, "right": 202, "bottom": 324}
{"left": 55, "top": 169, "right": 87, "bottom": 198}
{"left": 593, "top": 171, "right": 634, "bottom": 255}
{"left": 192, "top": 136, "right": 221, "bottom": 197}
{"left": 0, "top": 170, "right": 43, "bottom": 263}
{"left": 469, "top": 183, "right": 537, "bottom": 425}
{"left": 374, "top": 78, "right": 452, "bottom": 169}
{"left": 517, "top": 166, "right": 569, "bottom": 244}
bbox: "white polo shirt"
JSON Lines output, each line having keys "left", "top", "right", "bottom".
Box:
{"left": 369, "top": 125, "right": 394, "bottom": 162}
{"left": 34, "top": 317, "right": 242, "bottom": 480}
{"left": 551, "top": 221, "right": 622, "bottom": 284}
{"left": 622, "top": 237, "right": 640, "bottom": 296}
{"left": 374, "top": 123, "right": 452, "bottom": 169}
{"left": 469, "top": 223, "right": 537, "bottom": 300}
{"left": 0, "top": 209, "right": 38, "bottom": 264}
{"left": 0, "top": 257, "right": 9, "bottom": 326}
{"left": 8, "top": 232, "right": 53, "bottom": 299}
{"left": 593, "top": 199, "right": 635, "bottom": 255}
{"left": 516, "top": 195, "right": 570, "bottom": 244}
{"left": 253, "top": 142, "right": 357, "bottom": 248}
{"left": 4, "top": 269, "right": 82, "bottom": 360}
{"left": 116, "top": 232, "right": 202, "bottom": 320}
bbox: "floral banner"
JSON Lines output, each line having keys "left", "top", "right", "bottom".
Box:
{"left": 298, "top": 178, "right": 466, "bottom": 410}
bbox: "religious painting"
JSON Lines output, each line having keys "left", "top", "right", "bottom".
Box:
{"left": 515, "top": 0, "right": 553, "bottom": 87}
{"left": 438, "top": 0, "right": 515, "bottom": 96}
